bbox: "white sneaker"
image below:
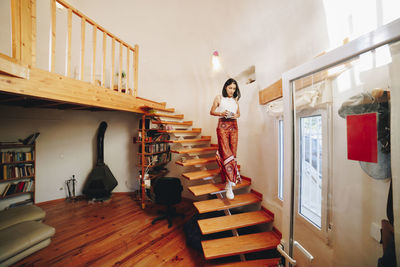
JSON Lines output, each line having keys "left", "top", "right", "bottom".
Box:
{"left": 225, "top": 182, "right": 234, "bottom": 200}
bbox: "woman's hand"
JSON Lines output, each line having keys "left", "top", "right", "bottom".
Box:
{"left": 222, "top": 110, "right": 230, "bottom": 118}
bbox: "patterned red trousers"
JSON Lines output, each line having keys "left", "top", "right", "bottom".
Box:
{"left": 216, "top": 118, "right": 241, "bottom": 184}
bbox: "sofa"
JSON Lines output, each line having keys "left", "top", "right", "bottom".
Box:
{"left": 0, "top": 205, "right": 55, "bottom": 266}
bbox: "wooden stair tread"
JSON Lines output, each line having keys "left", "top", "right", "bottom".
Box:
{"left": 202, "top": 232, "right": 280, "bottom": 260}
{"left": 194, "top": 193, "right": 261, "bottom": 213}
{"left": 143, "top": 106, "right": 175, "bottom": 113}
{"left": 158, "top": 128, "right": 201, "bottom": 133}
{"left": 182, "top": 168, "right": 220, "bottom": 180}
{"left": 188, "top": 179, "right": 251, "bottom": 196}
{"left": 213, "top": 258, "right": 281, "bottom": 266}
{"left": 198, "top": 210, "right": 273, "bottom": 235}
{"left": 145, "top": 113, "right": 184, "bottom": 119}
{"left": 172, "top": 146, "right": 217, "bottom": 154}
{"left": 176, "top": 156, "right": 216, "bottom": 166}
{"left": 169, "top": 136, "right": 211, "bottom": 144}
{"left": 152, "top": 120, "right": 192, "bottom": 126}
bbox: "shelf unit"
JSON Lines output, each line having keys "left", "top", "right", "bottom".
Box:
{"left": 136, "top": 114, "right": 171, "bottom": 209}
{"left": 0, "top": 142, "right": 36, "bottom": 209}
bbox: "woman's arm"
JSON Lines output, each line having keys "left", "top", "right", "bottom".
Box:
{"left": 210, "top": 95, "right": 228, "bottom": 117}
{"left": 234, "top": 99, "right": 240, "bottom": 119}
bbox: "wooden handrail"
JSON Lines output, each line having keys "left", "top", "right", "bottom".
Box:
{"left": 11, "top": 0, "right": 139, "bottom": 96}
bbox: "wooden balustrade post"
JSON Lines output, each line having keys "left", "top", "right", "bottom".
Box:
{"left": 134, "top": 44, "right": 139, "bottom": 96}
{"left": 118, "top": 42, "right": 122, "bottom": 92}
{"left": 11, "top": 0, "right": 37, "bottom": 67}
{"left": 50, "top": 0, "right": 56, "bottom": 71}
{"left": 126, "top": 46, "right": 130, "bottom": 94}
{"left": 80, "top": 17, "right": 86, "bottom": 80}
{"left": 102, "top": 32, "right": 106, "bottom": 86}
{"left": 111, "top": 38, "right": 115, "bottom": 90}
{"left": 92, "top": 25, "right": 97, "bottom": 84}
{"left": 66, "top": 8, "right": 72, "bottom": 77}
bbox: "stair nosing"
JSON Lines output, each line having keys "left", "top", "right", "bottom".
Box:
{"left": 193, "top": 193, "right": 261, "bottom": 213}
{"left": 201, "top": 232, "right": 280, "bottom": 260}
{"left": 182, "top": 168, "right": 220, "bottom": 180}
{"left": 171, "top": 146, "right": 217, "bottom": 154}
{"left": 198, "top": 210, "right": 273, "bottom": 235}
{"left": 168, "top": 137, "right": 211, "bottom": 144}
{"left": 188, "top": 179, "right": 250, "bottom": 196}
{"left": 176, "top": 156, "right": 216, "bottom": 166}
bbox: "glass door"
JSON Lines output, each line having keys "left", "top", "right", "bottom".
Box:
{"left": 282, "top": 21, "right": 400, "bottom": 267}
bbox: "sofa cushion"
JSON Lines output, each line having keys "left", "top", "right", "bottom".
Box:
{"left": 0, "top": 221, "right": 55, "bottom": 263}
{"left": 0, "top": 205, "right": 46, "bottom": 231}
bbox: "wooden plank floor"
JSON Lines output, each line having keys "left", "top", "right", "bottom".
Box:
{"left": 14, "top": 193, "right": 206, "bottom": 267}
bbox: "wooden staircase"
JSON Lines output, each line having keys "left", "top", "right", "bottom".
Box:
{"left": 143, "top": 105, "right": 282, "bottom": 266}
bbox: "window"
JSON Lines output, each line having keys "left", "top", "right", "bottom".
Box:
{"left": 299, "top": 115, "right": 322, "bottom": 228}
{"left": 278, "top": 119, "right": 284, "bottom": 200}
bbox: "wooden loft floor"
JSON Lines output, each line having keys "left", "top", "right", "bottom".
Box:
{"left": 0, "top": 56, "right": 164, "bottom": 113}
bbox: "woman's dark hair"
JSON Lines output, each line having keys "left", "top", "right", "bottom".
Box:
{"left": 222, "top": 78, "right": 241, "bottom": 100}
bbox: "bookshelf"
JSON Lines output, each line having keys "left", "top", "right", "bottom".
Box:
{"left": 135, "top": 114, "right": 171, "bottom": 208}
{"left": 0, "top": 142, "right": 36, "bottom": 210}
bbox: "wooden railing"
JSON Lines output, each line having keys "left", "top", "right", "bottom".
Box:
{"left": 10, "top": 0, "right": 139, "bottom": 96}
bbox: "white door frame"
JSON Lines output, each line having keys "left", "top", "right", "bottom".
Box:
{"left": 281, "top": 18, "right": 400, "bottom": 265}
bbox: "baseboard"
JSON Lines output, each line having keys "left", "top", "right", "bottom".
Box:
{"left": 250, "top": 188, "right": 263, "bottom": 199}
{"left": 261, "top": 206, "right": 275, "bottom": 219}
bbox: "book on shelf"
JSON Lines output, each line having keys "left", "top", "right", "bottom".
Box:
{"left": 0, "top": 164, "right": 34, "bottom": 180}
{"left": 1, "top": 180, "right": 33, "bottom": 197}
{"left": 139, "top": 118, "right": 151, "bottom": 129}
{"left": 2, "top": 183, "right": 11, "bottom": 197}
{"left": 1, "top": 151, "right": 34, "bottom": 163}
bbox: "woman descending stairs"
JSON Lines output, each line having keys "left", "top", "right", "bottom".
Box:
{"left": 144, "top": 105, "right": 281, "bottom": 266}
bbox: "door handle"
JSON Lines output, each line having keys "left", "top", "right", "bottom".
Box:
{"left": 277, "top": 244, "right": 296, "bottom": 265}
{"left": 294, "top": 241, "right": 314, "bottom": 262}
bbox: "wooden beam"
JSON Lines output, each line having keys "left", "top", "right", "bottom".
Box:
{"left": 133, "top": 44, "right": 139, "bottom": 96}
{"left": 20, "top": 0, "right": 33, "bottom": 66}
{"left": 0, "top": 56, "right": 29, "bottom": 79}
{"left": 33, "top": 101, "right": 68, "bottom": 108}
{"left": 0, "top": 96, "right": 26, "bottom": 103}
{"left": 259, "top": 79, "right": 282, "bottom": 105}
{"left": 10, "top": 0, "right": 35, "bottom": 66}
{"left": 66, "top": 8, "right": 72, "bottom": 77}
{"left": 31, "top": 0, "right": 36, "bottom": 67}
{"left": 11, "top": 0, "right": 21, "bottom": 61}
{"left": 259, "top": 66, "right": 347, "bottom": 105}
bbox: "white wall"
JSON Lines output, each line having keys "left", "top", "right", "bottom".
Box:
{"left": 0, "top": 106, "right": 140, "bottom": 208}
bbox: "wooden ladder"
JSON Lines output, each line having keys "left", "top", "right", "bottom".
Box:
{"left": 144, "top": 106, "right": 282, "bottom": 266}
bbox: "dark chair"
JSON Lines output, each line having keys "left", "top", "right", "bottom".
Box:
{"left": 151, "top": 177, "right": 184, "bottom": 228}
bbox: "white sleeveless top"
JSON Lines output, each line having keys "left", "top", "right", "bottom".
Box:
{"left": 216, "top": 96, "right": 238, "bottom": 115}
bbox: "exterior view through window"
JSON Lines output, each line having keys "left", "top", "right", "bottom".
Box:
{"left": 278, "top": 119, "right": 284, "bottom": 200}
{"left": 299, "top": 115, "right": 322, "bottom": 228}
